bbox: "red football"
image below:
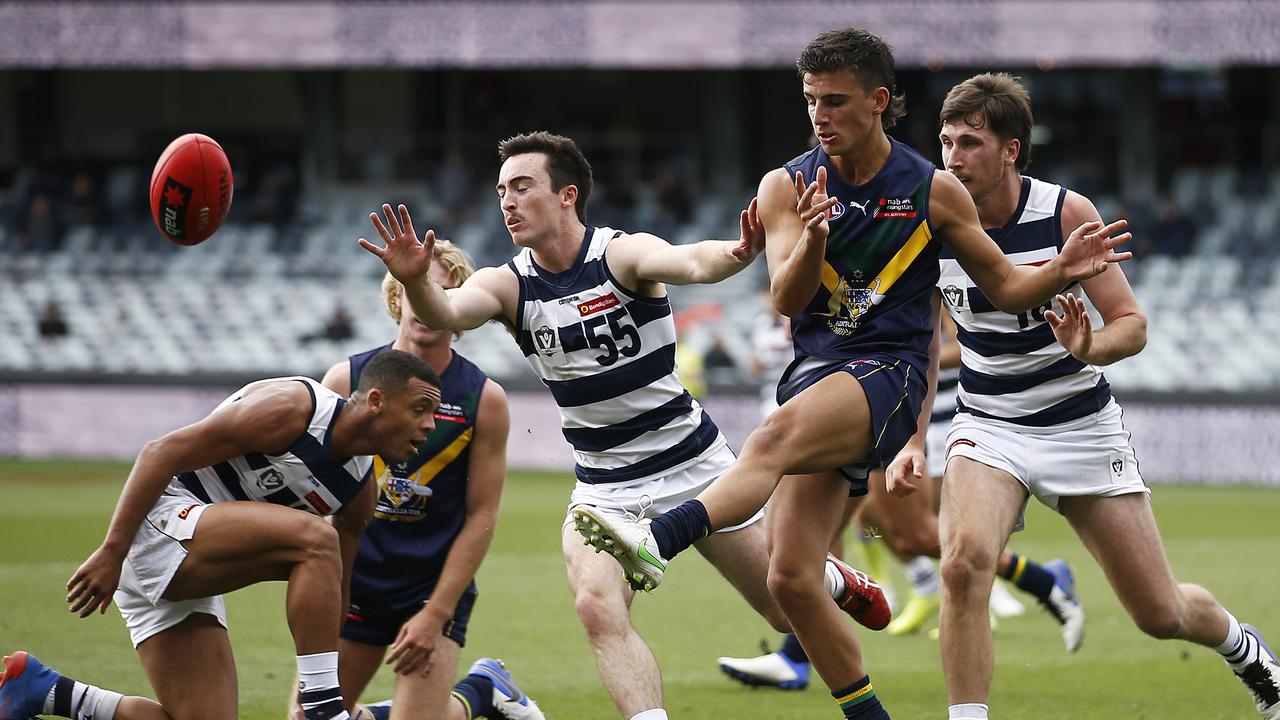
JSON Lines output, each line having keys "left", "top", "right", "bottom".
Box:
{"left": 149, "top": 133, "right": 234, "bottom": 246}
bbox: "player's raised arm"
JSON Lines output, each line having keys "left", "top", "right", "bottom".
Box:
{"left": 1044, "top": 192, "right": 1147, "bottom": 365}
{"left": 604, "top": 197, "right": 765, "bottom": 288}
{"left": 761, "top": 165, "right": 840, "bottom": 317}
{"left": 66, "top": 383, "right": 310, "bottom": 617}
{"left": 359, "top": 203, "right": 512, "bottom": 332}
{"left": 931, "top": 170, "right": 1131, "bottom": 313}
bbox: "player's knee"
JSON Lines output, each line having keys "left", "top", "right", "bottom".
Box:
{"left": 1131, "top": 601, "right": 1185, "bottom": 640}
{"left": 740, "top": 416, "right": 796, "bottom": 469}
{"left": 572, "top": 586, "right": 631, "bottom": 639}
{"left": 766, "top": 560, "right": 822, "bottom": 609}
{"left": 940, "top": 541, "right": 996, "bottom": 597}
{"left": 295, "top": 515, "right": 341, "bottom": 565}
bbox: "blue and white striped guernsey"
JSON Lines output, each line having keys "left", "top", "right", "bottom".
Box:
{"left": 938, "top": 177, "right": 1110, "bottom": 427}
{"left": 509, "top": 226, "right": 726, "bottom": 485}
{"left": 172, "top": 376, "right": 373, "bottom": 516}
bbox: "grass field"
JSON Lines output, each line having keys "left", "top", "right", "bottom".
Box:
{"left": 1, "top": 459, "right": 1276, "bottom": 719}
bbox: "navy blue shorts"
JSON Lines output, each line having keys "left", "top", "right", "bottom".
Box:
{"left": 777, "top": 353, "right": 927, "bottom": 495}
{"left": 341, "top": 581, "right": 478, "bottom": 647}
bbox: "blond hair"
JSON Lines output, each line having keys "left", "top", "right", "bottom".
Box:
{"left": 382, "top": 239, "right": 476, "bottom": 338}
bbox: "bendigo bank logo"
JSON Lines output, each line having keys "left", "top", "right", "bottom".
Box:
{"left": 160, "top": 177, "right": 192, "bottom": 239}
{"left": 578, "top": 293, "right": 620, "bottom": 317}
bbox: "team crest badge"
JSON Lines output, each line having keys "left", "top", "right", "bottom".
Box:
{"left": 534, "top": 324, "right": 557, "bottom": 354}
{"left": 256, "top": 468, "right": 285, "bottom": 491}
{"left": 942, "top": 284, "right": 965, "bottom": 308}
{"left": 828, "top": 198, "right": 846, "bottom": 221}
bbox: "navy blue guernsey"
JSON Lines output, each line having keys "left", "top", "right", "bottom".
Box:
{"left": 784, "top": 139, "right": 941, "bottom": 370}
{"left": 938, "top": 176, "right": 1110, "bottom": 426}
{"left": 347, "top": 345, "right": 489, "bottom": 608}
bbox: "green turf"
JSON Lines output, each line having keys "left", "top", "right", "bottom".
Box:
{"left": 1, "top": 459, "right": 1276, "bottom": 718}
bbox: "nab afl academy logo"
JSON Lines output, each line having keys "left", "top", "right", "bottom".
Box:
{"left": 942, "top": 285, "right": 965, "bottom": 308}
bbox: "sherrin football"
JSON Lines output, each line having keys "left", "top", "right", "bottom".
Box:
{"left": 149, "top": 133, "right": 234, "bottom": 246}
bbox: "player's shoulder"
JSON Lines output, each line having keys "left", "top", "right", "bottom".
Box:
{"left": 321, "top": 360, "right": 352, "bottom": 396}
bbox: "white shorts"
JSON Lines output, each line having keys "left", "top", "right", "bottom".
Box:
{"left": 564, "top": 442, "right": 764, "bottom": 533}
{"left": 925, "top": 418, "right": 953, "bottom": 478}
{"left": 944, "top": 400, "right": 1147, "bottom": 530}
{"left": 114, "top": 489, "right": 228, "bottom": 647}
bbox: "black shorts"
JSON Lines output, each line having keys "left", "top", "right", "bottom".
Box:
{"left": 341, "top": 581, "right": 478, "bottom": 648}
{"left": 777, "top": 353, "right": 927, "bottom": 495}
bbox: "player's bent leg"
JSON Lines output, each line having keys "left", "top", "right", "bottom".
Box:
{"left": 338, "top": 639, "right": 387, "bottom": 715}
{"left": 135, "top": 613, "right": 237, "bottom": 720}
{"left": 1060, "top": 493, "right": 1280, "bottom": 718}
{"left": 165, "top": 502, "right": 344, "bottom": 655}
{"left": 938, "top": 457, "right": 1027, "bottom": 707}
{"left": 768, "top": 472, "right": 888, "bottom": 718}
{"left": 0, "top": 652, "right": 164, "bottom": 720}
{"left": 386, "top": 637, "right": 462, "bottom": 720}
{"left": 693, "top": 519, "right": 790, "bottom": 633}
{"left": 561, "top": 526, "right": 664, "bottom": 719}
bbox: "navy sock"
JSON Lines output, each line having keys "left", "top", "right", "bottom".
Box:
{"left": 362, "top": 703, "right": 392, "bottom": 720}
{"left": 649, "top": 499, "right": 711, "bottom": 560}
{"left": 779, "top": 633, "right": 810, "bottom": 664}
{"left": 833, "top": 676, "right": 889, "bottom": 719}
{"left": 1001, "top": 554, "right": 1055, "bottom": 602}
{"left": 452, "top": 674, "right": 495, "bottom": 719}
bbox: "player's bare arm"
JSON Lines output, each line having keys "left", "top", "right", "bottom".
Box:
{"left": 65, "top": 382, "right": 312, "bottom": 617}
{"left": 320, "top": 360, "right": 352, "bottom": 397}
{"left": 603, "top": 197, "right": 765, "bottom": 294}
{"left": 331, "top": 475, "right": 376, "bottom": 641}
{"left": 360, "top": 203, "right": 517, "bottom": 331}
{"left": 761, "top": 165, "right": 839, "bottom": 316}
{"left": 931, "top": 170, "right": 1132, "bottom": 313}
{"left": 1044, "top": 191, "right": 1148, "bottom": 365}
{"left": 886, "top": 291, "right": 943, "bottom": 497}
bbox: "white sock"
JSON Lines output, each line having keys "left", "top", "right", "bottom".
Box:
{"left": 42, "top": 680, "right": 124, "bottom": 720}
{"left": 297, "top": 652, "right": 348, "bottom": 720}
{"left": 824, "top": 560, "right": 846, "bottom": 600}
{"left": 948, "top": 702, "right": 989, "bottom": 719}
{"left": 903, "top": 556, "right": 940, "bottom": 596}
{"left": 630, "top": 710, "right": 669, "bottom": 720}
{"left": 1216, "top": 612, "right": 1263, "bottom": 671}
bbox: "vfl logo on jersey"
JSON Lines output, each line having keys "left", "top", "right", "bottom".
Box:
{"left": 1108, "top": 452, "right": 1126, "bottom": 481}
{"left": 578, "top": 293, "right": 620, "bottom": 317}
{"left": 876, "top": 196, "right": 917, "bottom": 219}
{"left": 534, "top": 324, "right": 557, "bottom": 354}
{"left": 942, "top": 285, "right": 965, "bottom": 308}
{"left": 256, "top": 468, "right": 285, "bottom": 492}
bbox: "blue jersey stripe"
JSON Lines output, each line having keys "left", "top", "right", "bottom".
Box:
{"left": 174, "top": 472, "right": 213, "bottom": 503}
{"left": 575, "top": 410, "right": 720, "bottom": 484}
{"left": 545, "top": 343, "right": 676, "bottom": 408}
{"left": 562, "top": 391, "right": 695, "bottom": 452}
{"left": 957, "top": 378, "right": 1111, "bottom": 426}
{"left": 959, "top": 355, "right": 1087, "bottom": 395}
{"left": 212, "top": 462, "right": 251, "bottom": 501}
{"left": 957, "top": 323, "right": 1057, "bottom": 357}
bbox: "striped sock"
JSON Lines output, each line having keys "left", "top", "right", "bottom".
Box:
{"left": 832, "top": 676, "right": 888, "bottom": 719}
{"left": 43, "top": 677, "right": 124, "bottom": 719}
{"left": 1217, "top": 613, "right": 1263, "bottom": 671}
{"left": 1001, "top": 554, "right": 1054, "bottom": 602}
{"left": 903, "top": 557, "right": 940, "bottom": 596}
{"left": 297, "top": 652, "right": 348, "bottom": 720}
{"left": 451, "top": 673, "right": 495, "bottom": 719}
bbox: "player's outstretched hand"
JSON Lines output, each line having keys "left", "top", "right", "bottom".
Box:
{"left": 1044, "top": 292, "right": 1093, "bottom": 361}
{"left": 730, "top": 197, "right": 765, "bottom": 263}
{"left": 794, "top": 166, "right": 838, "bottom": 241}
{"left": 1057, "top": 218, "right": 1132, "bottom": 281}
{"left": 359, "top": 203, "right": 437, "bottom": 282}
{"left": 386, "top": 608, "right": 447, "bottom": 676}
{"left": 885, "top": 445, "right": 926, "bottom": 497}
{"left": 66, "top": 545, "right": 125, "bottom": 618}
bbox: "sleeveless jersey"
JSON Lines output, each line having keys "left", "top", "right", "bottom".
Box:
{"left": 172, "top": 377, "right": 371, "bottom": 517}
{"left": 784, "top": 139, "right": 941, "bottom": 370}
{"left": 938, "top": 176, "right": 1110, "bottom": 426}
{"left": 509, "top": 226, "right": 725, "bottom": 485}
{"left": 346, "top": 345, "right": 488, "bottom": 606}
{"left": 931, "top": 366, "right": 960, "bottom": 425}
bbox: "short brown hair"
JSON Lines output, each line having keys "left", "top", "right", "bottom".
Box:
{"left": 796, "top": 28, "right": 907, "bottom": 129}
{"left": 497, "top": 131, "right": 593, "bottom": 223}
{"left": 940, "top": 73, "right": 1034, "bottom": 171}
